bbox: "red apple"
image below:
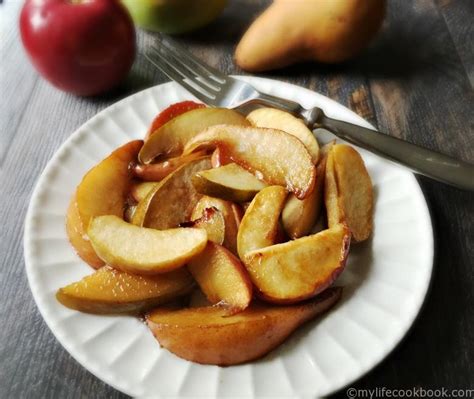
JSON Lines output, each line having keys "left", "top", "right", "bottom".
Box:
{"left": 20, "top": 0, "right": 136, "bottom": 96}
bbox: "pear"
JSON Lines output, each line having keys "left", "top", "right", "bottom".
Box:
{"left": 235, "top": 0, "right": 386, "bottom": 72}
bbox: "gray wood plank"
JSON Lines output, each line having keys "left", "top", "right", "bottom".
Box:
{"left": 0, "top": 0, "right": 39, "bottom": 164}
{"left": 336, "top": 0, "right": 474, "bottom": 394}
{"left": 436, "top": 0, "right": 474, "bottom": 87}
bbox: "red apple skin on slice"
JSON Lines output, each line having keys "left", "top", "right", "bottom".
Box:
{"left": 139, "top": 108, "right": 249, "bottom": 163}
{"left": 132, "top": 150, "right": 207, "bottom": 182}
{"left": 145, "top": 101, "right": 205, "bottom": 141}
{"left": 187, "top": 242, "right": 253, "bottom": 312}
{"left": 183, "top": 125, "right": 316, "bottom": 199}
{"left": 146, "top": 287, "right": 342, "bottom": 366}
{"left": 244, "top": 223, "right": 351, "bottom": 304}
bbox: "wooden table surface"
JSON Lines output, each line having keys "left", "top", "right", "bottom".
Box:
{"left": 1, "top": 0, "right": 473, "bottom": 397}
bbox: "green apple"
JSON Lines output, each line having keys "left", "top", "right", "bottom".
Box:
{"left": 122, "top": 0, "right": 227, "bottom": 34}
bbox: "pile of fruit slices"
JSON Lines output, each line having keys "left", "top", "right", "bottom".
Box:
{"left": 59, "top": 101, "right": 373, "bottom": 366}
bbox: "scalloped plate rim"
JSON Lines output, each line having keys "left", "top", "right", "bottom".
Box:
{"left": 23, "top": 76, "right": 434, "bottom": 398}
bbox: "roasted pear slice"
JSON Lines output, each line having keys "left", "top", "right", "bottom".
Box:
{"left": 139, "top": 108, "right": 249, "bottom": 163}
{"left": 66, "top": 195, "right": 104, "bottom": 268}
{"left": 132, "top": 157, "right": 212, "bottom": 229}
{"left": 183, "top": 125, "right": 315, "bottom": 199}
{"left": 147, "top": 287, "right": 342, "bottom": 365}
{"left": 188, "top": 242, "right": 253, "bottom": 311}
{"left": 56, "top": 267, "right": 194, "bottom": 314}
{"left": 282, "top": 147, "right": 330, "bottom": 238}
{"left": 130, "top": 181, "right": 159, "bottom": 202}
{"left": 132, "top": 151, "right": 207, "bottom": 181}
{"left": 184, "top": 207, "right": 226, "bottom": 245}
{"left": 88, "top": 215, "right": 207, "bottom": 274}
{"left": 67, "top": 140, "right": 142, "bottom": 268}
{"left": 244, "top": 224, "right": 350, "bottom": 303}
{"left": 192, "top": 163, "right": 268, "bottom": 202}
{"left": 325, "top": 144, "right": 373, "bottom": 242}
{"left": 247, "top": 107, "right": 319, "bottom": 163}
{"left": 192, "top": 196, "right": 242, "bottom": 255}
{"left": 237, "top": 186, "right": 288, "bottom": 259}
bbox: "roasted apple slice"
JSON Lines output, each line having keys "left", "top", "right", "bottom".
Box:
{"left": 281, "top": 148, "right": 330, "bottom": 239}
{"left": 183, "top": 125, "right": 315, "bottom": 199}
{"left": 247, "top": 107, "right": 319, "bottom": 164}
{"left": 325, "top": 144, "right": 373, "bottom": 242}
{"left": 324, "top": 144, "right": 342, "bottom": 229}
{"left": 88, "top": 215, "right": 207, "bottom": 274}
{"left": 244, "top": 223, "right": 350, "bottom": 303}
{"left": 237, "top": 186, "right": 287, "bottom": 259}
{"left": 188, "top": 242, "right": 253, "bottom": 311}
{"left": 132, "top": 157, "right": 211, "bottom": 229}
{"left": 192, "top": 196, "right": 242, "bottom": 255}
{"left": 130, "top": 181, "right": 159, "bottom": 202}
{"left": 139, "top": 108, "right": 249, "bottom": 163}
{"left": 56, "top": 267, "right": 194, "bottom": 314}
{"left": 67, "top": 140, "right": 143, "bottom": 268}
{"left": 192, "top": 163, "right": 268, "bottom": 202}
{"left": 132, "top": 151, "right": 207, "bottom": 182}
{"left": 147, "top": 287, "right": 342, "bottom": 365}
{"left": 184, "top": 207, "right": 225, "bottom": 245}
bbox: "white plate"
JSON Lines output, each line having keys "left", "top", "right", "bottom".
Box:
{"left": 24, "top": 77, "right": 433, "bottom": 398}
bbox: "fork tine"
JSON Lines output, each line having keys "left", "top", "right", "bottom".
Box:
{"left": 159, "top": 35, "right": 228, "bottom": 84}
{"left": 156, "top": 42, "right": 221, "bottom": 92}
{"left": 151, "top": 44, "right": 219, "bottom": 95}
{"left": 145, "top": 50, "right": 216, "bottom": 102}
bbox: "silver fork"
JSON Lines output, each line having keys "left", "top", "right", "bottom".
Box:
{"left": 145, "top": 36, "right": 474, "bottom": 191}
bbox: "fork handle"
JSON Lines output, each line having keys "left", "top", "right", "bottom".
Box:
{"left": 316, "top": 114, "right": 474, "bottom": 191}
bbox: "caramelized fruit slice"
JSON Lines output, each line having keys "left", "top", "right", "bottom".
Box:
{"left": 237, "top": 186, "right": 287, "bottom": 259}
{"left": 130, "top": 181, "right": 159, "bottom": 202}
{"left": 66, "top": 195, "right": 104, "bottom": 268}
{"left": 192, "top": 163, "right": 267, "bottom": 202}
{"left": 247, "top": 107, "right": 319, "bottom": 163}
{"left": 244, "top": 224, "right": 350, "bottom": 303}
{"left": 188, "top": 242, "right": 253, "bottom": 311}
{"left": 184, "top": 207, "right": 226, "bottom": 245}
{"left": 139, "top": 108, "right": 249, "bottom": 163}
{"left": 56, "top": 267, "right": 194, "bottom": 314}
{"left": 183, "top": 125, "right": 315, "bottom": 199}
{"left": 192, "top": 196, "right": 242, "bottom": 255}
{"left": 68, "top": 140, "right": 143, "bottom": 268}
{"left": 132, "top": 151, "right": 207, "bottom": 182}
{"left": 281, "top": 148, "right": 330, "bottom": 238}
{"left": 145, "top": 101, "right": 205, "bottom": 140}
{"left": 147, "top": 287, "right": 342, "bottom": 365}
{"left": 132, "top": 157, "right": 212, "bottom": 229}
{"left": 88, "top": 215, "right": 208, "bottom": 275}
{"left": 327, "top": 144, "right": 374, "bottom": 242}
